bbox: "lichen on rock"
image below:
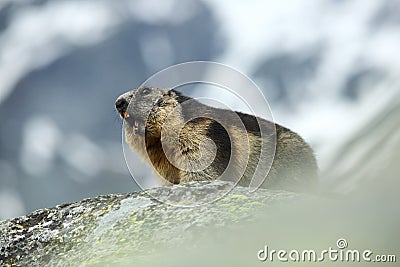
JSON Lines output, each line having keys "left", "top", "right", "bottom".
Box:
{"left": 0, "top": 181, "right": 305, "bottom": 266}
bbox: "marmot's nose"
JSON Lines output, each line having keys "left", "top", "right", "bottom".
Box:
{"left": 115, "top": 98, "right": 129, "bottom": 115}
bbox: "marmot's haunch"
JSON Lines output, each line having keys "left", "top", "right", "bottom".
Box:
{"left": 116, "top": 87, "right": 318, "bottom": 192}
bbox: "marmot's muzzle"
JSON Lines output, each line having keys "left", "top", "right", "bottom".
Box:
{"left": 115, "top": 97, "right": 129, "bottom": 118}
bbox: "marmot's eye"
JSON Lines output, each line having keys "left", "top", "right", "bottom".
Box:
{"left": 141, "top": 87, "right": 151, "bottom": 95}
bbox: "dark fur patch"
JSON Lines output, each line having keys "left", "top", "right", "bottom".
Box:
{"left": 171, "top": 89, "right": 192, "bottom": 104}
{"left": 206, "top": 120, "right": 231, "bottom": 175}
{"left": 237, "top": 112, "right": 261, "bottom": 135}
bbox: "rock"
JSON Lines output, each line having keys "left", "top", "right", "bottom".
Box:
{"left": 0, "top": 181, "right": 305, "bottom": 266}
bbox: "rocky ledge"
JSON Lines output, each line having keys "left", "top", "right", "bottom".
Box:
{"left": 0, "top": 181, "right": 306, "bottom": 266}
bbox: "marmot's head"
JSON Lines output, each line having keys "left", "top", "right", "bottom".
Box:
{"left": 115, "top": 86, "right": 189, "bottom": 137}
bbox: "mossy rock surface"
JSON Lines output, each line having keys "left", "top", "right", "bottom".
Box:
{"left": 0, "top": 181, "right": 305, "bottom": 266}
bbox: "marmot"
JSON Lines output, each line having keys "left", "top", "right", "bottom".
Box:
{"left": 116, "top": 87, "right": 318, "bottom": 192}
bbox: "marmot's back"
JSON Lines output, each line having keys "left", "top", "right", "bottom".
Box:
{"left": 116, "top": 87, "right": 318, "bottom": 192}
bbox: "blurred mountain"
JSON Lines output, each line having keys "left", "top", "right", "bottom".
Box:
{"left": 0, "top": 0, "right": 222, "bottom": 218}
{"left": 323, "top": 90, "right": 400, "bottom": 194}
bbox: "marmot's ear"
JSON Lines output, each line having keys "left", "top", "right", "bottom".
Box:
{"left": 167, "top": 90, "right": 176, "bottom": 97}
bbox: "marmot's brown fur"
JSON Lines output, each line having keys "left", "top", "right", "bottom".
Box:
{"left": 116, "top": 87, "right": 318, "bottom": 192}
